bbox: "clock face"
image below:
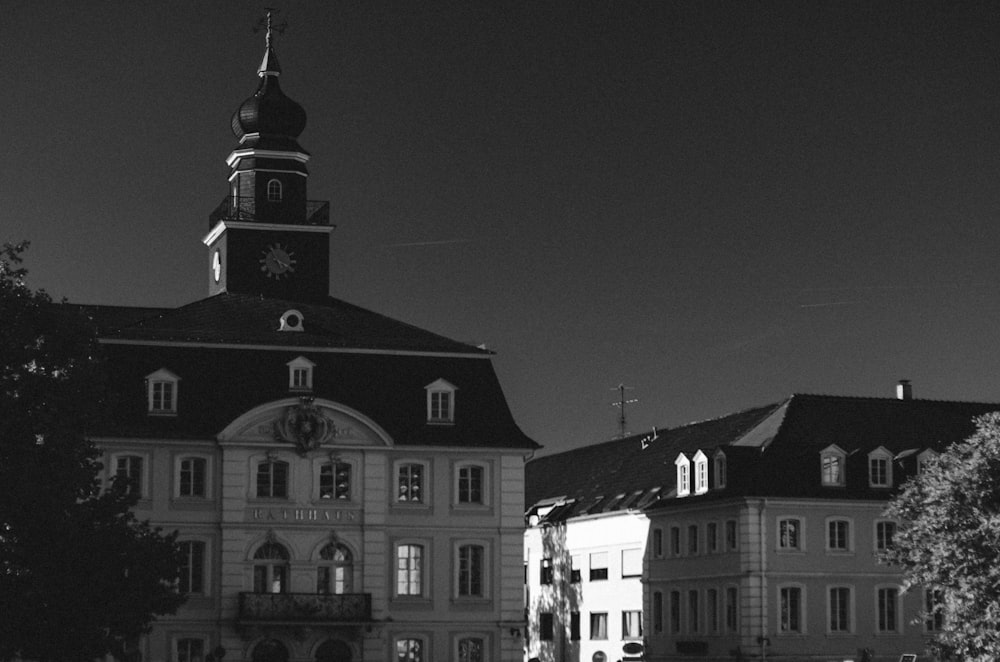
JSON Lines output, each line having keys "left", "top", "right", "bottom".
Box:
{"left": 260, "top": 243, "right": 297, "bottom": 279}
{"left": 212, "top": 249, "right": 222, "bottom": 283}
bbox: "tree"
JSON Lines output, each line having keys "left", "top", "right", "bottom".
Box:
{"left": 883, "top": 411, "right": 1000, "bottom": 661}
{"left": 0, "top": 242, "right": 185, "bottom": 662}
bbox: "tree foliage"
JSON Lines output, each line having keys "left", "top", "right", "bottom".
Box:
{"left": 0, "top": 242, "right": 185, "bottom": 662}
{"left": 883, "top": 411, "right": 1000, "bottom": 661}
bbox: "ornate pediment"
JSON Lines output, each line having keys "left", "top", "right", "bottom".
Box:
{"left": 217, "top": 397, "right": 392, "bottom": 450}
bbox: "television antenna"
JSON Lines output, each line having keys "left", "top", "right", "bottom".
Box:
{"left": 611, "top": 383, "right": 639, "bottom": 438}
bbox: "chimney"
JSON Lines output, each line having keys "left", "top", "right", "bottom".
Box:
{"left": 896, "top": 379, "right": 912, "bottom": 400}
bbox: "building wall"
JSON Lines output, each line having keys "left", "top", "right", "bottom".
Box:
{"left": 645, "top": 498, "right": 935, "bottom": 662}
{"left": 524, "top": 511, "right": 649, "bottom": 662}
{"left": 97, "top": 398, "right": 527, "bottom": 662}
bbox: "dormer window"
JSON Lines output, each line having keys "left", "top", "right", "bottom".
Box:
{"left": 425, "top": 379, "right": 456, "bottom": 424}
{"left": 917, "top": 449, "right": 938, "bottom": 475}
{"left": 267, "top": 178, "right": 283, "bottom": 202}
{"left": 146, "top": 368, "right": 179, "bottom": 415}
{"left": 821, "top": 445, "right": 847, "bottom": 487}
{"left": 714, "top": 450, "right": 727, "bottom": 489}
{"left": 869, "top": 447, "right": 893, "bottom": 488}
{"left": 286, "top": 356, "right": 315, "bottom": 392}
{"left": 693, "top": 450, "right": 709, "bottom": 495}
{"left": 675, "top": 453, "right": 691, "bottom": 497}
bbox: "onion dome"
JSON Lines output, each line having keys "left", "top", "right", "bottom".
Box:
{"left": 230, "top": 30, "right": 307, "bottom": 146}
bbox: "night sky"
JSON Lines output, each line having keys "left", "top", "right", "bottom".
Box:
{"left": 7, "top": 2, "right": 1000, "bottom": 455}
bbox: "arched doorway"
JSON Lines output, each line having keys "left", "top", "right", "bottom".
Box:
{"left": 315, "top": 639, "right": 352, "bottom": 662}
{"left": 251, "top": 639, "right": 289, "bottom": 662}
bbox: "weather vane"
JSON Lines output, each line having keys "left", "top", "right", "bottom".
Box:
{"left": 611, "top": 383, "right": 639, "bottom": 439}
{"left": 254, "top": 7, "right": 289, "bottom": 45}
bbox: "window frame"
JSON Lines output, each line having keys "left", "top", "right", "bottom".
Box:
{"left": 317, "top": 458, "right": 353, "bottom": 501}
{"left": 693, "top": 449, "right": 709, "bottom": 495}
{"left": 778, "top": 584, "right": 805, "bottom": 634}
{"left": 875, "top": 520, "right": 897, "bottom": 552}
{"left": 688, "top": 589, "right": 700, "bottom": 633}
{"left": 828, "top": 585, "right": 854, "bottom": 634}
{"left": 621, "top": 548, "right": 642, "bottom": 578}
{"left": 539, "top": 612, "right": 554, "bottom": 641}
{"left": 266, "top": 178, "right": 283, "bottom": 202}
{"left": 589, "top": 551, "right": 609, "bottom": 581}
{"left": 175, "top": 637, "right": 207, "bottom": 662}
{"left": 254, "top": 457, "right": 290, "bottom": 499}
{"left": 868, "top": 447, "right": 893, "bottom": 488}
{"left": 876, "top": 584, "right": 902, "bottom": 634}
{"left": 394, "top": 541, "right": 426, "bottom": 598}
{"left": 707, "top": 587, "right": 720, "bottom": 633}
{"left": 589, "top": 611, "right": 609, "bottom": 640}
{"left": 777, "top": 517, "right": 804, "bottom": 552}
{"left": 455, "top": 635, "right": 487, "bottom": 662}
{"left": 146, "top": 368, "right": 180, "bottom": 416}
{"left": 725, "top": 519, "right": 738, "bottom": 551}
{"left": 395, "top": 637, "right": 426, "bottom": 662}
{"left": 820, "top": 444, "right": 846, "bottom": 487}
{"left": 111, "top": 452, "right": 149, "bottom": 499}
{"left": 286, "top": 356, "right": 315, "bottom": 392}
{"left": 425, "top": 378, "right": 457, "bottom": 424}
{"left": 455, "top": 462, "right": 488, "bottom": 506}
{"left": 725, "top": 585, "right": 739, "bottom": 633}
{"left": 455, "top": 541, "right": 488, "bottom": 599}
{"left": 622, "top": 609, "right": 643, "bottom": 639}
{"left": 687, "top": 523, "right": 699, "bottom": 555}
{"left": 395, "top": 460, "right": 429, "bottom": 505}
{"left": 175, "top": 454, "right": 210, "bottom": 499}
{"left": 924, "top": 588, "right": 945, "bottom": 633}
{"left": 675, "top": 453, "right": 691, "bottom": 497}
{"left": 251, "top": 541, "right": 290, "bottom": 594}
{"left": 652, "top": 528, "right": 664, "bottom": 558}
{"left": 714, "top": 450, "right": 727, "bottom": 488}
{"left": 316, "top": 542, "right": 354, "bottom": 595}
{"left": 178, "top": 539, "right": 207, "bottom": 596}
{"left": 825, "top": 517, "right": 853, "bottom": 553}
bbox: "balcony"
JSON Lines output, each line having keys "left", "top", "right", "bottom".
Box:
{"left": 208, "top": 196, "right": 331, "bottom": 227}
{"left": 238, "top": 592, "right": 371, "bottom": 624}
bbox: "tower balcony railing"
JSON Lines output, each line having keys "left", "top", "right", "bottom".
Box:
{"left": 208, "top": 196, "right": 331, "bottom": 227}
{"left": 238, "top": 592, "right": 372, "bottom": 624}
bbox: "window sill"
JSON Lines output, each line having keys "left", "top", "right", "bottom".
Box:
{"left": 426, "top": 420, "right": 455, "bottom": 426}
{"left": 147, "top": 411, "right": 178, "bottom": 417}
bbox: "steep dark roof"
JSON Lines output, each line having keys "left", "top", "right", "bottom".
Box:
{"left": 528, "top": 394, "right": 1000, "bottom": 519}
{"left": 95, "top": 293, "right": 489, "bottom": 354}
{"left": 525, "top": 403, "right": 781, "bottom": 519}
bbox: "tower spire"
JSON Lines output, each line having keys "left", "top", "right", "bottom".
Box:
{"left": 254, "top": 8, "right": 287, "bottom": 77}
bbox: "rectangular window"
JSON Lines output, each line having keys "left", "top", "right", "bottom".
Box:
{"left": 458, "top": 465, "right": 483, "bottom": 504}
{"left": 828, "top": 519, "right": 849, "bottom": 551}
{"left": 870, "top": 457, "right": 889, "bottom": 486}
{"left": 876, "top": 521, "right": 896, "bottom": 551}
{"left": 670, "top": 591, "right": 681, "bottom": 634}
{"left": 726, "top": 520, "right": 738, "bottom": 551}
{"left": 397, "top": 463, "right": 424, "bottom": 502}
{"left": 707, "top": 522, "right": 718, "bottom": 553}
{"left": 256, "top": 460, "right": 288, "bottom": 498}
{"left": 780, "top": 586, "right": 801, "bottom": 632}
{"left": 779, "top": 518, "right": 801, "bottom": 550}
{"left": 622, "top": 610, "right": 642, "bottom": 638}
{"left": 179, "top": 457, "right": 206, "bottom": 497}
{"left": 688, "top": 524, "right": 699, "bottom": 555}
{"left": 458, "top": 545, "right": 484, "bottom": 597}
{"left": 151, "top": 380, "right": 175, "bottom": 412}
{"left": 822, "top": 454, "right": 842, "bottom": 485}
{"left": 715, "top": 454, "right": 727, "bottom": 487}
{"left": 320, "top": 462, "right": 351, "bottom": 500}
{"left": 539, "top": 612, "right": 554, "bottom": 640}
{"left": 540, "top": 558, "right": 553, "bottom": 585}
{"left": 291, "top": 367, "right": 309, "bottom": 388}
{"left": 396, "top": 544, "right": 423, "bottom": 596}
{"left": 621, "top": 548, "right": 642, "bottom": 577}
{"left": 589, "top": 612, "right": 608, "bottom": 640}
{"left": 688, "top": 590, "right": 700, "bottom": 632}
{"left": 589, "top": 552, "right": 608, "bottom": 581}
{"left": 829, "top": 587, "right": 851, "bottom": 632}
{"left": 570, "top": 611, "right": 581, "bottom": 640}
{"left": 458, "top": 638, "right": 483, "bottom": 662}
{"left": 925, "top": 589, "right": 945, "bottom": 632}
{"left": 176, "top": 638, "right": 204, "bottom": 662}
{"left": 570, "top": 554, "right": 581, "bottom": 583}
{"left": 430, "top": 390, "right": 452, "bottom": 421}
{"left": 878, "top": 587, "right": 899, "bottom": 632}
{"left": 707, "top": 588, "right": 719, "bottom": 633}
{"left": 653, "top": 591, "right": 664, "bottom": 633}
{"left": 670, "top": 526, "right": 681, "bottom": 556}
{"left": 725, "top": 587, "right": 738, "bottom": 632}
{"left": 115, "top": 455, "right": 144, "bottom": 496}
{"left": 396, "top": 638, "right": 423, "bottom": 662}
{"left": 178, "top": 540, "right": 205, "bottom": 595}
{"left": 653, "top": 528, "right": 663, "bottom": 557}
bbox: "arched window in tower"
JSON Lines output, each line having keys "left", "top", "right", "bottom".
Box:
{"left": 253, "top": 541, "right": 290, "bottom": 593}
{"left": 316, "top": 543, "right": 353, "bottom": 594}
{"left": 267, "top": 179, "right": 283, "bottom": 202}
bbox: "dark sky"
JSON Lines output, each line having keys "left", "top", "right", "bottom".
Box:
{"left": 7, "top": 1, "right": 1000, "bottom": 455}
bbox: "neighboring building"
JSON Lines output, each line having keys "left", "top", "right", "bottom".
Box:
{"left": 525, "top": 388, "right": 999, "bottom": 662}
{"left": 73, "top": 23, "right": 537, "bottom": 662}
{"left": 524, "top": 406, "right": 774, "bottom": 662}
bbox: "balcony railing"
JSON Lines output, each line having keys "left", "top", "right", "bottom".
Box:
{"left": 208, "top": 196, "right": 331, "bottom": 227}
{"left": 240, "top": 593, "right": 372, "bottom": 623}
{"left": 239, "top": 592, "right": 371, "bottom": 623}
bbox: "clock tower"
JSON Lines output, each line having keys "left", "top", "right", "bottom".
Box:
{"left": 203, "top": 14, "right": 332, "bottom": 301}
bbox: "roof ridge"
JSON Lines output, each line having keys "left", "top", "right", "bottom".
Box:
{"left": 790, "top": 392, "right": 1000, "bottom": 406}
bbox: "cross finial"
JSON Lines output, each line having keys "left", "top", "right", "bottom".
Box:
{"left": 254, "top": 8, "right": 288, "bottom": 47}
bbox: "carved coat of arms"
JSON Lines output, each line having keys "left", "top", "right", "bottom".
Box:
{"left": 274, "top": 397, "right": 333, "bottom": 455}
